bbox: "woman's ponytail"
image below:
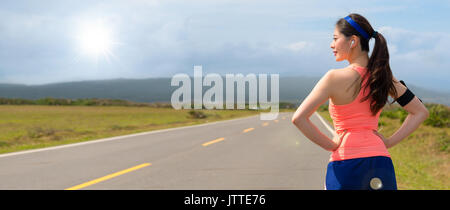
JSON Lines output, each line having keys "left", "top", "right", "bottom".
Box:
{"left": 363, "top": 32, "right": 398, "bottom": 115}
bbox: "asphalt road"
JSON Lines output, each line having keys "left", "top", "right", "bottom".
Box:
{"left": 0, "top": 112, "right": 333, "bottom": 190}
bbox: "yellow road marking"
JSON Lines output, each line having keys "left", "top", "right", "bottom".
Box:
{"left": 242, "top": 127, "right": 254, "bottom": 133}
{"left": 274, "top": 120, "right": 279, "bottom": 123}
{"left": 262, "top": 122, "right": 269, "bottom": 127}
{"left": 202, "top": 137, "right": 225, "bottom": 147}
{"left": 65, "top": 163, "right": 151, "bottom": 190}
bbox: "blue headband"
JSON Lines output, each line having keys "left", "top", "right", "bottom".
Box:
{"left": 344, "top": 16, "right": 370, "bottom": 40}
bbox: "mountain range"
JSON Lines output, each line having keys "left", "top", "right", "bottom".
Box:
{"left": 0, "top": 77, "right": 449, "bottom": 106}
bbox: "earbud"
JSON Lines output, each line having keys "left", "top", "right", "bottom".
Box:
{"left": 350, "top": 40, "right": 354, "bottom": 48}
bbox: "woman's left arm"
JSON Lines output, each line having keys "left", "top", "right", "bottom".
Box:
{"left": 291, "top": 70, "right": 339, "bottom": 151}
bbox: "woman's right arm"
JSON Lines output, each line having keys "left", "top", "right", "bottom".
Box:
{"left": 385, "top": 77, "right": 429, "bottom": 148}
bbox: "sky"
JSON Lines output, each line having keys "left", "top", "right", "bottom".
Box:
{"left": 0, "top": 0, "right": 449, "bottom": 92}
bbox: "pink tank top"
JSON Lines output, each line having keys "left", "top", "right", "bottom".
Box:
{"left": 328, "top": 65, "right": 390, "bottom": 161}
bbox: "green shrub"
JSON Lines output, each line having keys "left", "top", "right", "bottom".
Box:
{"left": 188, "top": 110, "right": 207, "bottom": 119}
{"left": 279, "top": 102, "right": 296, "bottom": 109}
{"left": 381, "top": 103, "right": 449, "bottom": 128}
{"left": 424, "top": 104, "right": 450, "bottom": 128}
{"left": 436, "top": 131, "right": 450, "bottom": 153}
{"left": 0, "top": 98, "right": 35, "bottom": 105}
{"left": 27, "top": 127, "right": 56, "bottom": 139}
{"left": 318, "top": 104, "right": 328, "bottom": 112}
{"left": 381, "top": 107, "right": 408, "bottom": 122}
{"left": 35, "top": 97, "right": 72, "bottom": 105}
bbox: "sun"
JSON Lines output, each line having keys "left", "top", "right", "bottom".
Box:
{"left": 76, "top": 20, "right": 115, "bottom": 60}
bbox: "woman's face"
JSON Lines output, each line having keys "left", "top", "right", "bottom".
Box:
{"left": 330, "top": 27, "right": 351, "bottom": 62}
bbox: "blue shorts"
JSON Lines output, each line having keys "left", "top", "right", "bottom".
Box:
{"left": 326, "top": 156, "right": 397, "bottom": 190}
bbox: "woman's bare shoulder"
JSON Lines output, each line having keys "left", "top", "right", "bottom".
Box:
{"left": 327, "top": 66, "right": 357, "bottom": 81}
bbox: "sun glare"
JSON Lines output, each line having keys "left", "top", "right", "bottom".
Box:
{"left": 76, "top": 21, "right": 115, "bottom": 60}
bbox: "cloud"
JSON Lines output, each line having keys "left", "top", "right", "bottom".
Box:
{"left": 378, "top": 26, "right": 450, "bottom": 66}
{"left": 374, "top": 26, "right": 450, "bottom": 91}
{"left": 285, "top": 41, "right": 315, "bottom": 53}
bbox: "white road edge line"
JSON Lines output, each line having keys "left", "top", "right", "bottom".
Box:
{"left": 314, "top": 111, "right": 334, "bottom": 191}
{"left": 314, "top": 112, "right": 334, "bottom": 135}
{"left": 0, "top": 113, "right": 265, "bottom": 159}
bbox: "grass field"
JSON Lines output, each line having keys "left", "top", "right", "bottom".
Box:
{"left": 318, "top": 104, "right": 449, "bottom": 190}
{"left": 0, "top": 105, "right": 267, "bottom": 154}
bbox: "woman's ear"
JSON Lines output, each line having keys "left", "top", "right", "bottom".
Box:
{"left": 350, "top": 35, "right": 359, "bottom": 48}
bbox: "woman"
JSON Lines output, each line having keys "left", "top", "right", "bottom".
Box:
{"left": 291, "top": 13, "right": 429, "bottom": 190}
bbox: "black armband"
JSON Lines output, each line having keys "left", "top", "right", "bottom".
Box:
{"left": 396, "top": 80, "right": 423, "bottom": 106}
